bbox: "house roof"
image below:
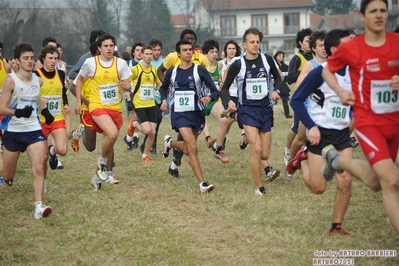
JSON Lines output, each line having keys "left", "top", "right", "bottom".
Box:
{"left": 200, "top": 0, "right": 314, "bottom": 11}
{"left": 309, "top": 13, "right": 323, "bottom": 29}
{"left": 171, "top": 14, "right": 194, "bottom": 26}
{"left": 320, "top": 13, "right": 360, "bottom": 29}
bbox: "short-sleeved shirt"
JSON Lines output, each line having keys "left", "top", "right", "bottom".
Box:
{"left": 163, "top": 51, "right": 210, "bottom": 71}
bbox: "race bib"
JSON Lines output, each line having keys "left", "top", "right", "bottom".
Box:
{"left": 174, "top": 91, "right": 195, "bottom": 112}
{"left": 370, "top": 80, "right": 399, "bottom": 114}
{"left": 140, "top": 84, "right": 154, "bottom": 100}
{"left": 246, "top": 77, "right": 268, "bottom": 100}
{"left": 43, "top": 95, "right": 62, "bottom": 116}
{"left": 99, "top": 83, "right": 119, "bottom": 105}
{"left": 325, "top": 97, "right": 350, "bottom": 126}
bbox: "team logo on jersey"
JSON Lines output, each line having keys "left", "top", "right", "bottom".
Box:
{"left": 251, "top": 64, "right": 256, "bottom": 68}
{"left": 259, "top": 67, "right": 265, "bottom": 72}
{"left": 246, "top": 71, "right": 252, "bottom": 78}
{"left": 189, "top": 81, "right": 195, "bottom": 89}
{"left": 173, "top": 81, "right": 179, "bottom": 88}
{"left": 366, "top": 58, "right": 380, "bottom": 72}
{"left": 388, "top": 60, "right": 399, "bottom": 67}
{"left": 257, "top": 72, "right": 267, "bottom": 78}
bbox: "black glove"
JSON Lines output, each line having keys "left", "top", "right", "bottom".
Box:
{"left": 41, "top": 108, "right": 54, "bottom": 124}
{"left": 127, "top": 100, "right": 134, "bottom": 111}
{"left": 15, "top": 106, "right": 34, "bottom": 118}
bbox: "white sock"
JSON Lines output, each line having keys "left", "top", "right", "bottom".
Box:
{"left": 126, "top": 135, "right": 133, "bottom": 142}
{"left": 142, "top": 153, "right": 148, "bottom": 158}
{"left": 49, "top": 146, "right": 56, "bottom": 156}
{"left": 107, "top": 171, "right": 113, "bottom": 177}
{"left": 133, "top": 132, "right": 140, "bottom": 138}
{"left": 285, "top": 147, "right": 291, "bottom": 155}
{"left": 93, "top": 174, "right": 102, "bottom": 183}
{"left": 170, "top": 162, "right": 177, "bottom": 170}
{"left": 35, "top": 201, "right": 43, "bottom": 209}
{"left": 98, "top": 156, "right": 107, "bottom": 165}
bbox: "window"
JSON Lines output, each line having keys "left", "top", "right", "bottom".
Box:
{"left": 283, "top": 39, "right": 295, "bottom": 50}
{"left": 260, "top": 41, "right": 269, "bottom": 54}
{"left": 220, "top": 15, "right": 236, "bottom": 36}
{"left": 283, "top": 13, "right": 299, "bottom": 34}
{"left": 252, "top": 14, "right": 268, "bottom": 35}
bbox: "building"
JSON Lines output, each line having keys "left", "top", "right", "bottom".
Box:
{"left": 193, "top": 0, "right": 315, "bottom": 56}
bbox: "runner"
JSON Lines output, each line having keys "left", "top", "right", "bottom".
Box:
{"left": 74, "top": 33, "right": 132, "bottom": 191}
{"left": 0, "top": 43, "right": 53, "bottom": 219}
{"left": 160, "top": 39, "right": 217, "bottom": 192}
{"left": 322, "top": 0, "right": 399, "bottom": 233}
{"left": 221, "top": 27, "right": 281, "bottom": 195}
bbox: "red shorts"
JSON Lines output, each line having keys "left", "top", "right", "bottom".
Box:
{"left": 356, "top": 125, "right": 399, "bottom": 166}
{"left": 91, "top": 109, "right": 123, "bottom": 133}
{"left": 80, "top": 110, "right": 93, "bottom": 128}
{"left": 41, "top": 120, "right": 66, "bottom": 137}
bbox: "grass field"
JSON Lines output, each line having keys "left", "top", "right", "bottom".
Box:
{"left": 1, "top": 100, "right": 398, "bottom": 265}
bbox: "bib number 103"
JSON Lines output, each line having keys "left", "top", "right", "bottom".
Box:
{"left": 376, "top": 90, "right": 398, "bottom": 104}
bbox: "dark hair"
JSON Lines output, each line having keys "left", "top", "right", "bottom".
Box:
{"left": 202, "top": 39, "right": 219, "bottom": 55}
{"left": 394, "top": 24, "right": 399, "bottom": 33}
{"left": 97, "top": 33, "right": 115, "bottom": 47}
{"left": 175, "top": 39, "right": 192, "bottom": 53}
{"left": 56, "top": 43, "right": 62, "bottom": 49}
{"left": 324, "top": 29, "right": 350, "bottom": 57}
{"left": 273, "top": 51, "right": 285, "bottom": 60}
{"left": 360, "top": 0, "right": 388, "bottom": 15}
{"left": 296, "top": 28, "right": 312, "bottom": 49}
{"left": 42, "top": 37, "right": 57, "bottom": 47}
{"left": 89, "top": 41, "right": 99, "bottom": 56}
{"left": 14, "top": 43, "right": 34, "bottom": 60}
{"left": 309, "top": 30, "right": 326, "bottom": 53}
{"left": 149, "top": 39, "right": 162, "bottom": 49}
{"left": 243, "top": 27, "right": 262, "bottom": 43}
{"left": 89, "top": 29, "right": 106, "bottom": 44}
{"left": 0, "top": 42, "right": 3, "bottom": 49}
{"left": 132, "top": 42, "right": 144, "bottom": 55}
{"left": 346, "top": 28, "right": 357, "bottom": 36}
{"left": 180, "top": 29, "right": 197, "bottom": 41}
{"left": 121, "top": 51, "right": 130, "bottom": 61}
{"left": 223, "top": 40, "right": 241, "bottom": 57}
{"left": 38, "top": 45, "right": 59, "bottom": 64}
{"left": 141, "top": 44, "right": 152, "bottom": 53}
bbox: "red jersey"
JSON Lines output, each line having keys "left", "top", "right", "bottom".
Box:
{"left": 327, "top": 32, "right": 399, "bottom": 128}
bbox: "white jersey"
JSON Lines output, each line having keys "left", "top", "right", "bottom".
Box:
{"left": 220, "top": 57, "right": 239, "bottom": 97}
{"left": 307, "top": 63, "right": 352, "bottom": 130}
{"left": 0, "top": 72, "right": 42, "bottom": 132}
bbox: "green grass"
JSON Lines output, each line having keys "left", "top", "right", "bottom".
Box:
{"left": 1, "top": 101, "right": 398, "bottom": 265}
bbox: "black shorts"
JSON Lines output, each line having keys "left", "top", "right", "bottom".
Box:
{"left": 3, "top": 130, "right": 47, "bottom": 152}
{"left": 307, "top": 126, "right": 351, "bottom": 155}
{"left": 135, "top": 106, "right": 158, "bottom": 124}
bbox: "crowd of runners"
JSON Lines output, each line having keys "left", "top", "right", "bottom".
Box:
{"left": 0, "top": 0, "right": 398, "bottom": 236}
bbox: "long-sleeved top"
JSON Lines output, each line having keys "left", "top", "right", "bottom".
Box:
{"left": 286, "top": 50, "right": 313, "bottom": 85}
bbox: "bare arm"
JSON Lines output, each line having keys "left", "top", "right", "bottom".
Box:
{"left": 294, "top": 61, "right": 314, "bottom": 90}
{"left": 157, "top": 63, "right": 167, "bottom": 83}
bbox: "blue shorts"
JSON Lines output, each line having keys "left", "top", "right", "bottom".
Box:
{"left": 3, "top": 130, "right": 47, "bottom": 152}
{"left": 238, "top": 105, "right": 273, "bottom": 132}
{"left": 171, "top": 111, "right": 205, "bottom": 133}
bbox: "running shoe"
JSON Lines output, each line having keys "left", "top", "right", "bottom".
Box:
{"left": 141, "top": 156, "right": 154, "bottom": 162}
{"left": 168, "top": 166, "right": 179, "bottom": 178}
{"left": 91, "top": 178, "right": 102, "bottom": 191}
{"left": 124, "top": 136, "right": 134, "bottom": 151}
{"left": 255, "top": 186, "right": 267, "bottom": 195}
{"left": 173, "top": 148, "right": 183, "bottom": 166}
{"left": 214, "top": 151, "right": 229, "bottom": 163}
{"left": 239, "top": 134, "right": 248, "bottom": 150}
{"left": 162, "top": 135, "right": 172, "bottom": 158}
{"left": 322, "top": 145, "right": 343, "bottom": 173}
{"left": 106, "top": 176, "right": 120, "bottom": 185}
{"left": 206, "top": 137, "right": 216, "bottom": 149}
{"left": 286, "top": 149, "right": 308, "bottom": 175}
{"left": 0, "top": 175, "right": 13, "bottom": 186}
{"left": 57, "top": 159, "right": 64, "bottom": 170}
{"left": 199, "top": 181, "right": 214, "bottom": 193}
{"left": 71, "top": 138, "right": 79, "bottom": 152}
{"left": 328, "top": 224, "right": 353, "bottom": 237}
{"left": 150, "top": 143, "right": 157, "bottom": 155}
{"left": 48, "top": 145, "right": 59, "bottom": 170}
{"left": 34, "top": 205, "right": 52, "bottom": 220}
{"left": 265, "top": 168, "right": 280, "bottom": 182}
{"left": 350, "top": 137, "right": 359, "bottom": 148}
{"left": 132, "top": 136, "right": 139, "bottom": 149}
{"left": 322, "top": 162, "right": 335, "bottom": 182}
{"left": 97, "top": 160, "right": 108, "bottom": 181}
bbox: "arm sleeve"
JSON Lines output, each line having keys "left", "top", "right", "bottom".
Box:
{"left": 160, "top": 68, "right": 172, "bottom": 101}
{"left": 59, "top": 71, "right": 69, "bottom": 105}
{"left": 290, "top": 66, "right": 325, "bottom": 129}
{"left": 68, "top": 53, "right": 91, "bottom": 80}
{"left": 326, "top": 42, "right": 351, "bottom": 73}
{"left": 199, "top": 67, "right": 220, "bottom": 100}
{"left": 286, "top": 56, "right": 301, "bottom": 85}
{"left": 221, "top": 60, "right": 241, "bottom": 103}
